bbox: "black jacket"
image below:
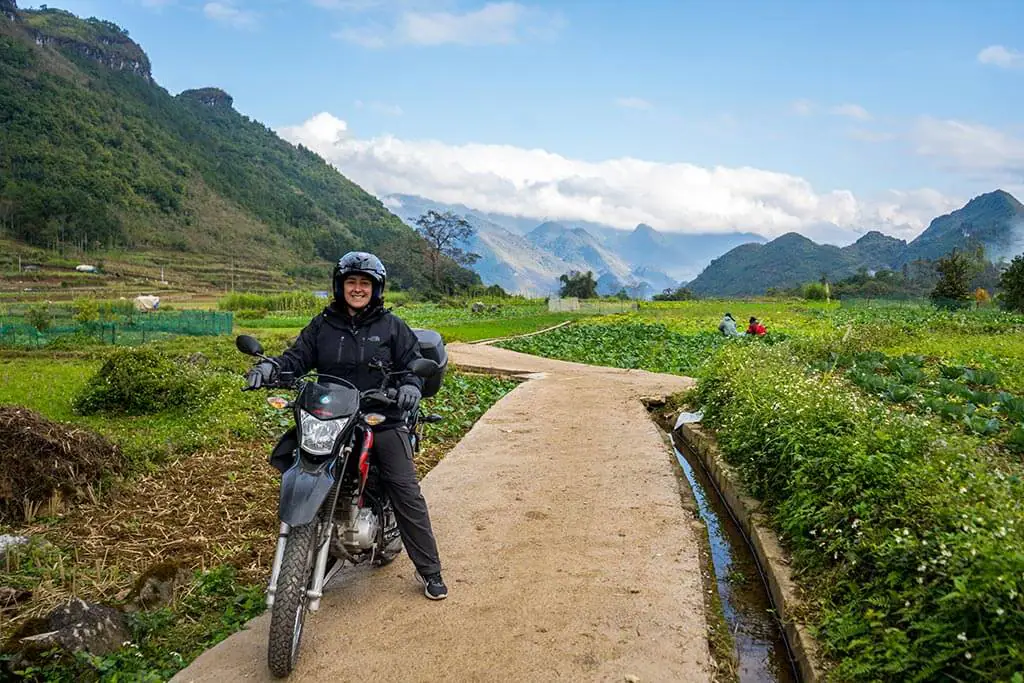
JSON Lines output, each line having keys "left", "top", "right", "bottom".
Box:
{"left": 272, "top": 302, "right": 423, "bottom": 428}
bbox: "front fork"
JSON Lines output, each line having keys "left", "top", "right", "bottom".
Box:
{"left": 266, "top": 448, "right": 350, "bottom": 612}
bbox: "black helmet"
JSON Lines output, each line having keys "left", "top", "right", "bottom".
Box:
{"left": 333, "top": 251, "right": 387, "bottom": 305}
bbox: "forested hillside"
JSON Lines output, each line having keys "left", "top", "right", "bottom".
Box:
{"left": 0, "top": 3, "right": 473, "bottom": 291}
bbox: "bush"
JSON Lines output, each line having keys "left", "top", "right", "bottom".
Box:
{"left": 25, "top": 303, "right": 51, "bottom": 332}
{"left": 72, "top": 347, "right": 222, "bottom": 415}
{"left": 694, "top": 344, "right": 1024, "bottom": 680}
{"left": 803, "top": 282, "right": 830, "bottom": 300}
{"left": 218, "top": 291, "right": 323, "bottom": 314}
{"left": 72, "top": 297, "right": 99, "bottom": 324}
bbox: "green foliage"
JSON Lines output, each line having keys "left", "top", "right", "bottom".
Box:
{"left": 652, "top": 285, "right": 695, "bottom": 301}
{"left": 72, "top": 347, "right": 222, "bottom": 415}
{"left": 0, "top": 8, "right": 475, "bottom": 291}
{"left": 999, "top": 254, "right": 1024, "bottom": 313}
{"left": 24, "top": 303, "right": 51, "bottom": 332}
{"left": 802, "top": 281, "right": 830, "bottom": 300}
{"left": 218, "top": 291, "right": 325, "bottom": 315}
{"left": 498, "top": 319, "right": 741, "bottom": 376}
{"left": 931, "top": 249, "right": 977, "bottom": 309}
{"left": 558, "top": 270, "right": 598, "bottom": 299}
{"left": 694, "top": 344, "right": 1024, "bottom": 681}
{"left": 4, "top": 565, "right": 265, "bottom": 682}
{"left": 71, "top": 297, "right": 99, "bottom": 324}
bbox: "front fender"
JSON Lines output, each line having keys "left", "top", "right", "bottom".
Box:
{"left": 279, "top": 455, "right": 336, "bottom": 527}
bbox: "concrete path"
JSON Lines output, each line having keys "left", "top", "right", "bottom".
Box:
{"left": 172, "top": 343, "right": 710, "bottom": 683}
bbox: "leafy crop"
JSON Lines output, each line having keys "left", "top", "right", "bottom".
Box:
{"left": 498, "top": 321, "right": 738, "bottom": 375}
{"left": 819, "top": 350, "right": 1024, "bottom": 452}
{"left": 694, "top": 344, "right": 1024, "bottom": 681}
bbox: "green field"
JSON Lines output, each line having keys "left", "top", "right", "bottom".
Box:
{"left": 498, "top": 299, "right": 1024, "bottom": 681}
{"left": 0, "top": 325, "right": 520, "bottom": 681}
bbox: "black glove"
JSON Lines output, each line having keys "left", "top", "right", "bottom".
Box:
{"left": 244, "top": 361, "right": 276, "bottom": 390}
{"left": 396, "top": 384, "right": 421, "bottom": 412}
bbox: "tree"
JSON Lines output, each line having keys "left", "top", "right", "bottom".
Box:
{"left": 414, "top": 210, "right": 480, "bottom": 292}
{"left": 998, "top": 254, "right": 1024, "bottom": 313}
{"left": 653, "top": 286, "right": 695, "bottom": 301}
{"left": 558, "top": 270, "right": 598, "bottom": 299}
{"left": 930, "top": 249, "right": 973, "bottom": 309}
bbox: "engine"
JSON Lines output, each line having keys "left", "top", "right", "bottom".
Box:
{"left": 341, "top": 507, "right": 380, "bottom": 550}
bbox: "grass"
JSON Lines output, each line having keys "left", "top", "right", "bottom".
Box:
{"left": 0, "top": 330, "right": 520, "bottom": 680}
{"left": 239, "top": 304, "right": 585, "bottom": 343}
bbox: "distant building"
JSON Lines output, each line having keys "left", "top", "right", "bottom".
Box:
{"left": 75, "top": 264, "right": 98, "bottom": 273}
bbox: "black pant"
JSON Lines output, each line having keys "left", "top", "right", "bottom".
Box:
{"left": 372, "top": 427, "right": 442, "bottom": 576}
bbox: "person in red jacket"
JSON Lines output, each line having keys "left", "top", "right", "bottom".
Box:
{"left": 746, "top": 316, "right": 767, "bottom": 335}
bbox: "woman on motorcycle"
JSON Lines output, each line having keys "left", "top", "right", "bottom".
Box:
{"left": 245, "top": 251, "right": 448, "bottom": 600}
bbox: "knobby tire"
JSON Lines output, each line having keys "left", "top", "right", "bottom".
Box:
{"left": 267, "top": 522, "right": 318, "bottom": 678}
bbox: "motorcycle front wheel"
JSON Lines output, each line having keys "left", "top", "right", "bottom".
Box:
{"left": 267, "top": 522, "right": 317, "bottom": 678}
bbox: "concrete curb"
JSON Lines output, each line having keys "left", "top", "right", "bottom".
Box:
{"left": 676, "top": 422, "right": 825, "bottom": 683}
{"left": 469, "top": 319, "right": 574, "bottom": 346}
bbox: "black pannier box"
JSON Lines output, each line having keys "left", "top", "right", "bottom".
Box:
{"left": 413, "top": 328, "right": 447, "bottom": 398}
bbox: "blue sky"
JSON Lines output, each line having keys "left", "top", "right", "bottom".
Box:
{"left": 21, "top": 0, "right": 1024, "bottom": 242}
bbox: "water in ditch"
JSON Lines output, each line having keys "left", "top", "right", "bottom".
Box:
{"left": 673, "top": 433, "right": 800, "bottom": 683}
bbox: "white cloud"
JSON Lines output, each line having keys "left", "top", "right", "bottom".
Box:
{"left": 203, "top": 1, "right": 258, "bottom": 29}
{"left": 912, "top": 117, "right": 1024, "bottom": 175}
{"left": 279, "top": 112, "right": 951, "bottom": 240}
{"left": 334, "top": 2, "right": 562, "bottom": 47}
{"left": 790, "top": 99, "right": 814, "bottom": 116}
{"left": 977, "top": 45, "right": 1024, "bottom": 69}
{"left": 355, "top": 99, "right": 404, "bottom": 116}
{"left": 830, "top": 103, "right": 871, "bottom": 120}
{"left": 615, "top": 97, "right": 654, "bottom": 111}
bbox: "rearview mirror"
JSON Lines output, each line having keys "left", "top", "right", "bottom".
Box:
{"left": 409, "top": 358, "right": 439, "bottom": 378}
{"left": 236, "top": 334, "right": 264, "bottom": 357}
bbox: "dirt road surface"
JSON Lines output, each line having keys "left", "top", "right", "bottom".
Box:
{"left": 172, "top": 343, "right": 710, "bottom": 683}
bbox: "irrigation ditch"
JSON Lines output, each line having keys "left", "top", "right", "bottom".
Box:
{"left": 646, "top": 398, "right": 824, "bottom": 683}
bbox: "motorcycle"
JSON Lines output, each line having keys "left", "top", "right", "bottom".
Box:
{"left": 235, "top": 333, "right": 444, "bottom": 679}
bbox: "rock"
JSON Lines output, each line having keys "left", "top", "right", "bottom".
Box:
{"left": 471, "top": 302, "right": 486, "bottom": 313}
{"left": 121, "top": 560, "right": 191, "bottom": 612}
{"left": 625, "top": 676, "right": 640, "bottom": 683}
{"left": 3, "top": 599, "right": 129, "bottom": 670}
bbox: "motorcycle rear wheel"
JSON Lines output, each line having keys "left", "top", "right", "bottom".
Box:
{"left": 267, "top": 522, "right": 317, "bottom": 678}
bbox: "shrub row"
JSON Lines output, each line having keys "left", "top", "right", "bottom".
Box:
{"left": 693, "top": 343, "right": 1024, "bottom": 681}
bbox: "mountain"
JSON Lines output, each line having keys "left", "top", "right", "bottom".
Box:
{"left": 899, "top": 190, "right": 1024, "bottom": 265}
{"left": 844, "top": 230, "right": 908, "bottom": 266}
{"left": 382, "top": 193, "right": 773, "bottom": 296}
{"left": 687, "top": 231, "right": 905, "bottom": 296}
{"left": 687, "top": 191, "right": 1024, "bottom": 296}
{"left": 0, "top": 3, "right": 471, "bottom": 291}
{"left": 383, "top": 195, "right": 579, "bottom": 295}
{"left": 525, "top": 222, "right": 634, "bottom": 282}
{"left": 610, "top": 224, "right": 768, "bottom": 281}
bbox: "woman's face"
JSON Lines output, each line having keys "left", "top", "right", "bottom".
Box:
{"left": 343, "top": 274, "right": 374, "bottom": 310}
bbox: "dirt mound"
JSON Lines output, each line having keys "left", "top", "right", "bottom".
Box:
{"left": 0, "top": 406, "right": 124, "bottom": 522}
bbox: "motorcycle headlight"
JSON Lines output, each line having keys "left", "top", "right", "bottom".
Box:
{"left": 299, "top": 409, "right": 347, "bottom": 455}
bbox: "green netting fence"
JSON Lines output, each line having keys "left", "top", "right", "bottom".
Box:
{"left": 0, "top": 310, "right": 234, "bottom": 348}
